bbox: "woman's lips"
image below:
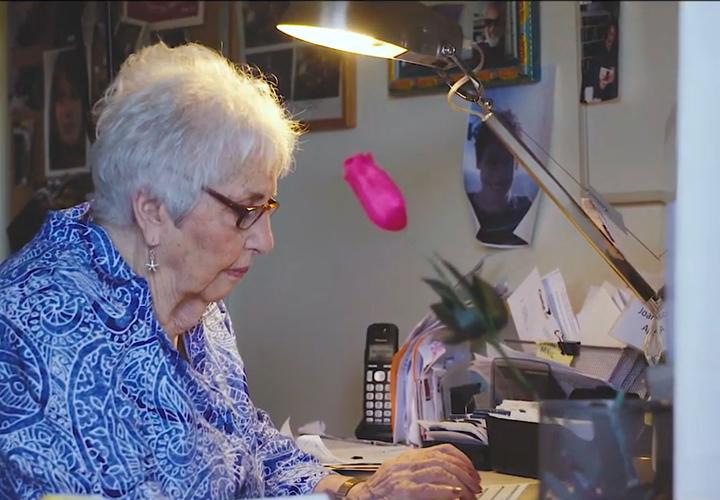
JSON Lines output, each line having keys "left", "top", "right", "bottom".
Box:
{"left": 225, "top": 266, "right": 249, "bottom": 279}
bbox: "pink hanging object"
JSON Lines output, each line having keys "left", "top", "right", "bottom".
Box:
{"left": 343, "top": 152, "right": 407, "bottom": 231}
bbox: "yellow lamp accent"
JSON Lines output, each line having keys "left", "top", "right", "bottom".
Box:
{"left": 276, "top": 24, "right": 407, "bottom": 59}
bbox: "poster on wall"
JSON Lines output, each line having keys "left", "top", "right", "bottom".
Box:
{"left": 579, "top": 1, "right": 620, "bottom": 104}
{"left": 44, "top": 46, "right": 90, "bottom": 177}
{"left": 462, "top": 67, "right": 555, "bottom": 247}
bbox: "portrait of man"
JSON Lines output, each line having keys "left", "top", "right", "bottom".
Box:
{"left": 461, "top": 70, "right": 555, "bottom": 248}
{"left": 473, "top": 1, "right": 512, "bottom": 68}
{"left": 466, "top": 110, "right": 535, "bottom": 246}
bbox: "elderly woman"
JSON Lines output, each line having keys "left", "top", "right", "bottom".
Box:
{"left": 0, "top": 43, "right": 481, "bottom": 499}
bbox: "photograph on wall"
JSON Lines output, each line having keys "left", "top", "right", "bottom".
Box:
{"left": 462, "top": 67, "right": 555, "bottom": 247}
{"left": 389, "top": 1, "right": 541, "bottom": 97}
{"left": 123, "top": 1, "right": 204, "bottom": 31}
{"left": 113, "top": 20, "right": 149, "bottom": 75}
{"left": 245, "top": 49, "right": 293, "bottom": 100}
{"left": 579, "top": 1, "right": 620, "bottom": 104}
{"left": 293, "top": 46, "right": 341, "bottom": 101}
{"left": 44, "top": 46, "right": 90, "bottom": 177}
{"left": 236, "top": 1, "right": 355, "bottom": 131}
{"left": 241, "top": 1, "right": 292, "bottom": 48}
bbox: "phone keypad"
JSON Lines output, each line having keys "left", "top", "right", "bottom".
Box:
{"left": 364, "top": 365, "right": 392, "bottom": 424}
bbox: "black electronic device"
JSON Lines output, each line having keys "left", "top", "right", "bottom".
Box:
{"left": 355, "top": 323, "right": 399, "bottom": 442}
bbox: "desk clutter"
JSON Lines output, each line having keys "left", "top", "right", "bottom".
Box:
{"left": 385, "top": 264, "right": 671, "bottom": 497}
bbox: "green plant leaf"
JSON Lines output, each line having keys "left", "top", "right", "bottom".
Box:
{"left": 422, "top": 278, "right": 466, "bottom": 309}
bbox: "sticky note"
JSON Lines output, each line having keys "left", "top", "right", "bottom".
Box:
{"left": 536, "top": 342, "right": 574, "bottom": 366}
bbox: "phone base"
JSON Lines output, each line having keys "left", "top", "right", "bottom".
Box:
{"left": 354, "top": 420, "right": 393, "bottom": 443}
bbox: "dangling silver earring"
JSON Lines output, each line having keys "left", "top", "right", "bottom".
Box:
{"left": 146, "top": 246, "right": 159, "bottom": 273}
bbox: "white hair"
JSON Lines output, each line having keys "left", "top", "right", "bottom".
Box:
{"left": 90, "top": 42, "right": 301, "bottom": 226}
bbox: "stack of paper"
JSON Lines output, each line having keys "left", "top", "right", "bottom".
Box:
{"left": 390, "top": 309, "right": 450, "bottom": 445}
{"left": 418, "top": 418, "right": 488, "bottom": 446}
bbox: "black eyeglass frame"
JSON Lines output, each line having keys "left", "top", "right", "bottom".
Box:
{"left": 204, "top": 187, "right": 279, "bottom": 230}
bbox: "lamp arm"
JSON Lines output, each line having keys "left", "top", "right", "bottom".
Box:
{"left": 441, "top": 46, "right": 661, "bottom": 313}
{"left": 485, "top": 114, "right": 660, "bottom": 308}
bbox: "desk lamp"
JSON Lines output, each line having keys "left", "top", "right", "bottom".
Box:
{"left": 277, "top": 1, "right": 664, "bottom": 362}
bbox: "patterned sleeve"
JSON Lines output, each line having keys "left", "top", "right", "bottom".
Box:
{"left": 203, "top": 302, "right": 332, "bottom": 496}
{"left": 254, "top": 407, "right": 332, "bottom": 496}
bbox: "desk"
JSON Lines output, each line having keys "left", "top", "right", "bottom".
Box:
{"left": 480, "top": 471, "right": 538, "bottom": 500}
{"left": 320, "top": 437, "right": 539, "bottom": 499}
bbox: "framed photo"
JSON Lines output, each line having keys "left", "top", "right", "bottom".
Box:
{"left": 233, "top": 2, "right": 356, "bottom": 132}
{"left": 388, "top": 1, "right": 541, "bottom": 97}
{"left": 122, "top": 1, "right": 204, "bottom": 31}
{"left": 112, "top": 20, "right": 149, "bottom": 75}
{"left": 579, "top": 1, "right": 620, "bottom": 104}
{"left": 43, "top": 46, "right": 90, "bottom": 177}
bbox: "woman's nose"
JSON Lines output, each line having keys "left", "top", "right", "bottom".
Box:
{"left": 248, "top": 213, "right": 274, "bottom": 255}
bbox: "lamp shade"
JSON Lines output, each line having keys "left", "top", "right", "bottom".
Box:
{"left": 277, "top": 1, "right": 463, "bottom": 69}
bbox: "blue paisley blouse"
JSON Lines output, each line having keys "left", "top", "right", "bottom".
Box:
{"left": 0, "top": 203, "right": 329, "bottom": 498}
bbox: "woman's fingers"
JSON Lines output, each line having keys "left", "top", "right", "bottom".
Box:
{"left": 422, "top": 445, "right": 481, "bottom": 491}
{"left": 406, "top": 454, "right": 480, "bottom": 493}
{"left": 434, "top": 443, "right": 479, "bottom": 473}
{"left": 410, "top": 465, "right": 478, "bottom": 499}
{"left": 367, "top": 470, "right": 473, "bottom": 500}
{"left": 365, "top": 445, "right": 482, "bottom": 499}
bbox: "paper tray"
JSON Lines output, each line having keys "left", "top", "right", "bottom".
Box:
{"left": 486, "top": 416, "right": 539, "bottom": 478}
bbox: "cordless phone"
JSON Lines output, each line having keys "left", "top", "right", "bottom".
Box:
{"left": 355, "top": 323, "right": 399, "bottom": 442}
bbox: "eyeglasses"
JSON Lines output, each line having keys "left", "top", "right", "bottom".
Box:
{"left": 204, "top": 187, "right": 279, "bottom": 230}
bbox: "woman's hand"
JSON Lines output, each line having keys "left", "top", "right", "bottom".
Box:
{"left": 350, "top": 444, "right": 481, "bottom": 499}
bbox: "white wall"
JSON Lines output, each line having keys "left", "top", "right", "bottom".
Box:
{"left": 226, "top": 2, "right": 675, "bottom": 436}
{"left": 674, "top": 3, "right": 720, "bottom": 497}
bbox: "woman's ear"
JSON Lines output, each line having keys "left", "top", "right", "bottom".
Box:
{"left": 130, "top": 190, "right": 171, "bottom": 247}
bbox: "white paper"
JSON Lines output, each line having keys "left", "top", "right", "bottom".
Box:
{"left": 320, "top": 437, "right": 410, "bottom": 465}
{"left": 295, "top": 435, "right": 343, "bottom": 464}
{"left": 507, "top": 268, "right": 562, "bottom": 342}
{"left": 279, "top": 417, "right": 294, "bottom": 440}
{"left": 542, "top": 269, "right": 581, "bottom": 342}
{"left": 511, "top": 193, "right": 541, "bottom": 243}
{"left": 297, "top": 420, "right": 326, "bottom": 436}
{"left": 609, "top": 298, "right": 656, "bottom": 351}
{"left": 601, "top": 281, "right": 627, "bottom": 311}
{"left": 418, "top": 419, "right": 488, "bottom": 444}
{"left": 577, "top": 286, "right": 625, "bottom": 348}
